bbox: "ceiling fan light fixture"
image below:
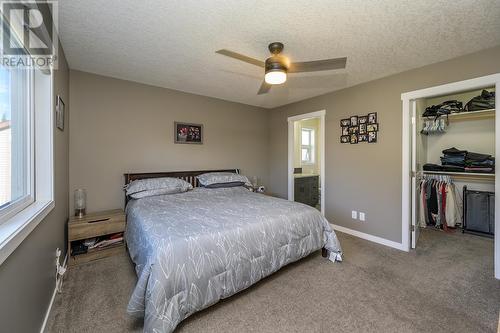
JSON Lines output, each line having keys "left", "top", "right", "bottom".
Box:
{"left": 265, "top": 70, "right": 287, "bottom": 85}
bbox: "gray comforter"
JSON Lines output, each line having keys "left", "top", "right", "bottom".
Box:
{"left": 125, "top": 187, "right": 342, "bottom": 332}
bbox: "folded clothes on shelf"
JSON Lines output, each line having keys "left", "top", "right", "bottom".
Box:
{"left": 423, "top": 164, "right": 443, "bottom": 171}
{"left": 424, "top": 147, "right": 495, "bottom": 174}
{"left": 442, "top": 147, "right": 467, "bottom": 156}
{"left": 423, "top": 164, "right": 465, "bottom": 172}
{"left": 464, "top": 167, "right": 494, "bottom": 173}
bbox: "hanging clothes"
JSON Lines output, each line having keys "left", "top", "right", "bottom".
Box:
{"left": 445, "top": 183, "right": 462, "bottom": 227}
{"left": 418, "top": 174, "right": 461, "bottom": 230}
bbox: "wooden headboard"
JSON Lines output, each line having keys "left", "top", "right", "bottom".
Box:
{"left": 123, "top": 169, "right": 240, "bottom": 205}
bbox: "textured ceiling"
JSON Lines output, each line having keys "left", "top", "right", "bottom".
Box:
{"left": 58, "top": 0, "right": 500, "bottom": 108}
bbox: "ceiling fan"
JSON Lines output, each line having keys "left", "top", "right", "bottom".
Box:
{"left": 216, "top": 42, "right": 347, "bottom": 95}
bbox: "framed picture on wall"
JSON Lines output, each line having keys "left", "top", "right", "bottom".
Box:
{"left": 350, "top": 115, "right": 358, "bottom": 126}
{"left": 341, "top": 126, "right": 349, "bottom": 136}
{"left": 349, "top": 126, "right": 358, "bottom": 134}
{"left": 174, "top": 122, "right": 203, "bottom": 144}
{"left": 368, "top": 112, "right": 377, "bottom": 124}
{"left": 359, "top": 123, "right": 367, "bottom": 134}
{"left": 340, "top": 135, "right": 349, "bottom": 143}
{"left": 359, "top": 116, "right": 368, "bottom": 124}
{"left": 368, "top": 131, "right": 377, "bottom": 143}
{"left": 340, "top": 119, "right": 350, "bottom": 127}
{"left": 358, "top": 133, "right": 368, "bottom": 142}
{"left": 56, "top": 95, "right": 65, "bottom": 131}
{"left": 350, "top": 133, "right": 358, "bottom": 144}
{"left": 367, "top": 123, "right": 379, "bottom": 132}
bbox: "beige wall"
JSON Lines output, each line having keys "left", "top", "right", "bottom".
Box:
{"left": 268, "top": 46, "right": 500, "bottom": 243}
{"left": 69, "top": 70, "right": 270, "bottom": 213}
{"left": 0, "top": 45, "right": 70, "bottom": 332}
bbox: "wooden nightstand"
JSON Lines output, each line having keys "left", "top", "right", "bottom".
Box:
{"left": 68, "top": 209, "right": 126, "bottom": 267}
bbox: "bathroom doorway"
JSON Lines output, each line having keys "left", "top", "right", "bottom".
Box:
{"left": 287, "top": 110, "right": 325, "bottom": 215}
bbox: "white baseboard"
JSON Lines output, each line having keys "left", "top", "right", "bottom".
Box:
{"left": 331, "top": 224, "right": 406, "bottom": 251}
{"left": 40, "top": 252, "right": 68, "bottom": 333}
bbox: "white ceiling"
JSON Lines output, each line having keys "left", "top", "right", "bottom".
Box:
{"left": 58, "top": 0, "right": 500, "bottom": 109}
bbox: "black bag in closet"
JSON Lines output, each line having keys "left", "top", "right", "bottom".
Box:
{"left": 464, "top": 90, "right": 495, "bottom": 111}
{"left": 463, "top": 186, "right": 495, "bottom": 236}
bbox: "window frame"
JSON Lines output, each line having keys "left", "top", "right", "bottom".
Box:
{"left": 0, "top": 67, "right": 35, "bottom": 224}
{"left": 0, "top": 21, "right": 55, "bottom": 265}
{"left": 301, "top": 127, "right": 315, "bottom": 165}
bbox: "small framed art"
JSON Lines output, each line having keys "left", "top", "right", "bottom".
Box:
{"left": 368, "top": 131, "right": 377, "bottom": 143}
{"left": 341, "top": 126, "right": 349, "bottom": 136}
{"left": 174, "top": 122, "right": 203, "bottom": 144}
{"left": 350, "top": 133, "right": 358, "bottom": 144}
{"left": 358, "top": 133, "right": 368, "bottom": 142}
{"left": 367, "top": 123, "right": 379, "bottom": 132}
{"left": 368, "top": 112, "right": 377, "bottom": 124}
{"left": 56, "top": 95, "right": 65, "bottom": 131}
{"left": 359, "top": 116, "right": 368, "bottom": 124}
{"left": 350, "top": 115, "right": 358, "bottom": 126}
{"left": 340, "top": 119, "right": 350, "bottom": 127}
{"left": 359, "top": 123, "right": 367, "bottom": 134}
{"left": 340, "top": 135, "right": 349, "bottom": 143}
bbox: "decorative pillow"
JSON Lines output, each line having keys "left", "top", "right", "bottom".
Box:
{"left": 197, "top": 172, "right": 251, "bottom": 188}
{"left": 204, "top": 181, "right": 245, "bottom": 189}
{"left": 126, "top": 177, "right": 193, "bottom": 198}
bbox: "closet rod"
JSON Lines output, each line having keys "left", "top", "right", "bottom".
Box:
{"left": 419, "top": 171, "right": 495, "bottom": 182}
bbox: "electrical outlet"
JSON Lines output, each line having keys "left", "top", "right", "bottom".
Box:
{"left": 359, "top": 212, "right": 366, "bottom": 221}
{"left": 351, "top": 211, "right": 357, "bottom": 219}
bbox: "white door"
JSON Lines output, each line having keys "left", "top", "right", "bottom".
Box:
{"left": 411, "top": 100, "right": 420, "bottom": 249}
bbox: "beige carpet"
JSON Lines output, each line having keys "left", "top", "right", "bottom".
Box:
{"left": 46, "top": 230, "right": 499, "bottom": 333}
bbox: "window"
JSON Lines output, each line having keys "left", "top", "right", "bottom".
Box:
{"left": 0, "top": 59, "right": 34, "bottom": 223}
{"left": 301, "top": 128, "right": 315, "bottom": 164}
{"left": 0, "top": 18, "right": 54, "bottom": 265}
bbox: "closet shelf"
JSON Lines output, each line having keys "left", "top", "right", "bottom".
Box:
{"left": 421, "top": 109, "right": 495, "bottom": 122}
{"left": 421, "top": 170, "right": 495, "bottom": 182}
{"left": 448, "top": 109, "right": 495, "bottom": 122}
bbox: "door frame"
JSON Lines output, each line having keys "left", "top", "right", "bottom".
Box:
{"left": 401, "top": 73, "right": 500, "bottom": 279}
{"left": 287, "top": 110, "right": 326, "bottom": 216}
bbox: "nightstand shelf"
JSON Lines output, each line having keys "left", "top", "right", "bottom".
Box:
{"left": 68, "top": 209, "right": 126, "bottom": 267}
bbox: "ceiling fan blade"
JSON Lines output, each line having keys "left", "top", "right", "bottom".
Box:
{"left": 288, "top": 57, "right": 347, "bottom": 73}
{"left": 216, "top": 49, "right": 265, "bottom": 68}
{"left": 257, "top": 81, "right": 272, "bottom": 95}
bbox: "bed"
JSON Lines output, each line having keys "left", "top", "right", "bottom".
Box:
{"left": 123, "top": 169, "right": 342, "bottom": 332}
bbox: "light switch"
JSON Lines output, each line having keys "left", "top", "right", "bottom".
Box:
{"left": 351, "top": 211, "right": 357, "bottom": 219}
{"left": 359, "top": 212, "right": 365, "bottom": 221}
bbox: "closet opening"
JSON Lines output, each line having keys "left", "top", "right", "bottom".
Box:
{"left": 287, "top": 110, "right": 325, "bottom": 215}
{"left": 401, "top": 73, "right": 500, "bottom": 279}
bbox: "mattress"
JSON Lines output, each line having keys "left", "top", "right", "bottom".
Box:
{"left": 125, "top": 186, "right": 342, "bottom": 332}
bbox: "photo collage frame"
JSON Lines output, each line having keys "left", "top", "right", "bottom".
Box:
{"left": 340, "top": 112, "right": 379, "bottom": 144}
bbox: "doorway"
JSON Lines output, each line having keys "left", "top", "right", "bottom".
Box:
{"left": 287, "top": 110, "right": 325, "bottom": 215}
{"left": 401, "top": 73, "right": 500, "bottom": 279}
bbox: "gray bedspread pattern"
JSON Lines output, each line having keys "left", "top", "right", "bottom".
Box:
{"left": 125, "top": 187, "right": 342, "bottom": 332}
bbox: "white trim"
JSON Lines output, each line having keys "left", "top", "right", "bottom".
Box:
{"left": 331, "top": 224, "right": 406, "bottom": 251}
{"left": 401, "top": 73, "right": 500, "bottom": 278}
{"left": 401, "top": 98, "right": 411, "bottom": 251}
{"left": 401, "top": 73, "right": 500, "bottom": 100}
{"left": 495, "top": 81, "right": 500, "bottom": 279}
{"left": 40, "top": 253, "right": 67, "bottom": 333}
{"left": 287, "top": 110, "right": 326, "bottom": 215}
{"left": 287, "top": 110, "right": 326, "bottom": 122}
